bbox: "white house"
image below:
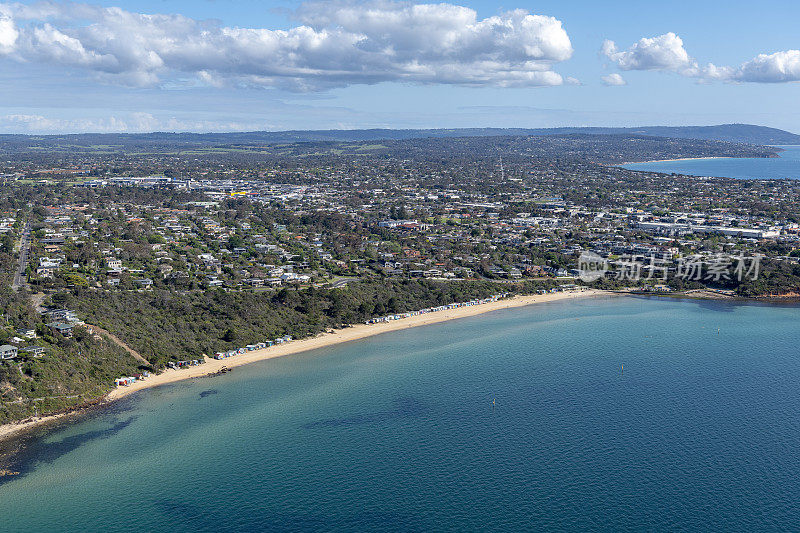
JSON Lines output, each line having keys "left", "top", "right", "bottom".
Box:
{"left": 0, "top": 345, "right": 18, "bottom": 360}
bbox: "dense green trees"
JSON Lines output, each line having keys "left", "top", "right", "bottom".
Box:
{"left": 0, "top": 294, "right": 142, "bottom": 424}
{"left": 734, "top": 259, "right": 800, "bottom": 297}
{"left": 71, "top": 280, "right": 517, "bottom": 367}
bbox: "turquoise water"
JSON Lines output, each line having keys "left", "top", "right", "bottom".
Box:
{"left": 3, "top": 296, "right": 800, "bottom": 531}
{"left": 622, "top": 145, "right": 800, "bottom": 179}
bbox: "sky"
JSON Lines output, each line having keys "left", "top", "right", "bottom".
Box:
{"left": 0, "top": 0, "right": 799, "bottom": 134}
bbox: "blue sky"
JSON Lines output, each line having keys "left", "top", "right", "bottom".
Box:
{"left": 0, "top": 0, "right": 798, "bottom": 133}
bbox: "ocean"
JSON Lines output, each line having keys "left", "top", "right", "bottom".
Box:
{"left": 621, "top": 145, "right": 800, "bottom": 179}
{"left": 3, "top": 296, "right": 800, "bottom": 531}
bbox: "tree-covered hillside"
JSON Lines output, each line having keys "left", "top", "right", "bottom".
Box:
{"left": 69, "top": 280, "right": 542, "bottom": 367}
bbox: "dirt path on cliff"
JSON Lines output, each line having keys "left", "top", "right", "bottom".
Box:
{"left": 87, "top": 324, "right": 149, "bottom": 365}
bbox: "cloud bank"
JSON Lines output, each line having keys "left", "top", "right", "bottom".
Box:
{"left": 600, "top": 73, "right": 626, "bottom": 86}
{"left": 0, "top": 112, "right": 268, "bottom": 133}
{"left": 602, "top": 32, "right": 800, "bottom": 84}
{"left": 0, "top": 1, "right": 573, "bottom": 90}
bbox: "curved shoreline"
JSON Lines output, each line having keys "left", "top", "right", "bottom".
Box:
{"left": 617, "top": 156, "right": 732, "bottom": 165}
{"left": 617, "top": 149, "right": 786, "bottom": 166}
{"left": 0, "top": 289, "right": 611, "bottom": 445}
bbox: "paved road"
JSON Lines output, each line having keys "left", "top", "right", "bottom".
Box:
{"left": 329, "top": 277, "right": 358, "bottom": 288}
{"left": 11, "top": 222, "right": 31, "bottom": 291}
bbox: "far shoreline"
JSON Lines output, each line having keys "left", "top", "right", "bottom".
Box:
{"left": 0, "top": 289, "right": 612, "bottom": 447}
{"left": 618, "top": 155, "right": 731, "bottom": 165}
{"left": 617, "top": 146, "right": 790, "bottom": 166}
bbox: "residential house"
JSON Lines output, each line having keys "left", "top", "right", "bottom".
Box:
{"left": 16, "top": 328, "right": 36, "bottom": 339}
{"left": 21, "top": 346, "right": 46, "bottom": 357}
{"left": 0, "top": 345, "right": 18, "bottom": 359}
{"left": 45, "top": 309, "right": 79, "bottom": 322}
{"left": 47, "top": 322, "right": 75, "bottom": 337}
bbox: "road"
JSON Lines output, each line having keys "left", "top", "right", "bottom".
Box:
{"left": 11, "top": 221, "right": 31, "bottom": 291}
{"left": 329, "top": 276, "right": 358, "bottom": 288}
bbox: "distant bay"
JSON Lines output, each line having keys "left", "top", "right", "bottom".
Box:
{"left": 622, "top": 145, "right": 800, "bottom": 179}
{"left": 3, "top": 296, "right": 800, "bottom": 531}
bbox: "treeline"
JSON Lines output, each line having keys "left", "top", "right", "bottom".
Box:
{"left": 0, "top": 238, "right": 145, "bottom": 423}
{"left": 0, "top": 328, "right": 142, "bottom": 424}
{"left": 69, "top": 280, "right": 540, "bottom": 367}
{"left": 0, "top": 183, "right": 205, "bottom": 208}
{"left": 0, "top": 286, "right": 142, "bottom": 424}
{"left": 730, "top": 259, "right": 800, "bottom": 297}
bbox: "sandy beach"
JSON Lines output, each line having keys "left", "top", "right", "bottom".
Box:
{"left": 0, "top": 289, "right": 610, "bottom": 444}
{"left": 615, "top": 156, "right": 727, "bottom": 165}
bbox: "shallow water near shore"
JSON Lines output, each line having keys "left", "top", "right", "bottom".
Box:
{"left": 3, "top": 296, "right": 800, "bottom": 531}
{"left": 622, "top": 145, "right": 800, "bottom": 179}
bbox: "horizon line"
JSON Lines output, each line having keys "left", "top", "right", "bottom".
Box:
{"left": 0, "top": 123, "right": 797, "bottom": 137}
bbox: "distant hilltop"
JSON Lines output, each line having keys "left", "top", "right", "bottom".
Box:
{"left": 0, "top": 123, "right": 798, "bottom": 148}
{"left": 208, "top": 124, "right": 799, "bottom": 145}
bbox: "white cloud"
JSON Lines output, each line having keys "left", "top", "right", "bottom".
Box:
{"left": 0, "top": 7, "right": 17, "bottom": 54}
{"left": 0, "top": 112, "right": 261, "bottom": 133}
{"left": 600, "top": 73, "right": 626, "bottom": 86}
{"left": 602, "top": 33, "right": 691, "bottom": 72}
{"left": 603, "top": 32, "right": 800, "bottom": 84}
{"left": 0, "top": 1, "right": 573, "bottom": 90}
{"left": 735, "top": 50, "right": 800, "bottom": 83}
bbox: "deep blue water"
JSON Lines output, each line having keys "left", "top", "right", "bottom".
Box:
{"left": 622, "top": 145, "right": 800, "bottom": 179}
{"left": 3, "top": 296, "right": 800, "bottom": 531}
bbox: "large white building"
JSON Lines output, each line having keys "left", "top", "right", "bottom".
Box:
{"left": 637, "top": 221, "right": 780, "bottom": 239}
